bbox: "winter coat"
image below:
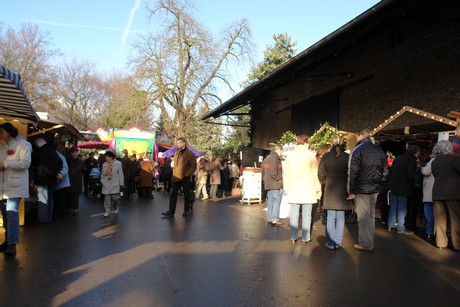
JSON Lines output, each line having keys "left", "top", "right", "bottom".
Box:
{"left": 139, "top": 159, "right": 155, "bottom": 187}
{"left": 31, "top": 143, "right": 62, "bottom": 186}
{"left": 318, "top": 149, "right": 352, "bottom": 210}
{"left": 421, "top": 158, "right": 435, "bottom": 203}
{"left": 348, "top": 138, "right": 387, "bottom": 195}
{"left": 0, "top": 136, "right": 32, "bottom": 199}
{"left": 172, "top": 147, "right": 197, "bottom": 182}
{"left": 284, "top": 144, "right": 321, "bottom": 204}
{"left": 68, "top": 157, "right": 86, "bottom": 194}
{"left": 431, "top": 154, "right": 460, "bottom": 201}
{"left": 162, "top": 159, "right": 173, "bottom": 179}
{"left": 210, "top": 160, "right": 226, "bottom": 185}
{"left": 53, "top": 151, "right": 70, "bottom": 191}
{"left": 121, "top": 155, "right": 134, "bottom": 180}
{"left": 387, "top": 151, "right": 417, "bottom": 197}
{"left": 196, "top": 160, "right": 209, "bottom": 184}
{"left": 101, "top": 159, "right": 124, "bottom": 195}
{"left": 262, "top": 151, "right": 282, "bottom": 190}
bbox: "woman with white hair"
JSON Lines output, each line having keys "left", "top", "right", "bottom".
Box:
{"left": 431, "top": 140, "right": 460, "bottom": 250}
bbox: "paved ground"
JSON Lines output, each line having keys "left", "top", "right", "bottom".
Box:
{"left": 1, "top": 191, "right": 460, "bottom": 307}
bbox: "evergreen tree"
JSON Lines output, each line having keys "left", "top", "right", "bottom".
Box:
{"left": 244, "top": 33, "right": 297, "bottom": 87}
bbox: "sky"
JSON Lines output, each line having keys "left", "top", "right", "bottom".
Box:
{"left": 1, "top": 0, "right": 380, "bottom": 88}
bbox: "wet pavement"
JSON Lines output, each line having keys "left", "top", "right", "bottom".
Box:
{"left": 1, "top": 191, "right": 460, "bottom": 307}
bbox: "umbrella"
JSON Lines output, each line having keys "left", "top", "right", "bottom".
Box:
{"left": 77, "top": 141, "right": 110, "bottom": 149}
{"left": 163, "top": 146, "right": 202, "bottom": 158}
{"left": 0, "top": 64, "right": 39, "bottom": 123}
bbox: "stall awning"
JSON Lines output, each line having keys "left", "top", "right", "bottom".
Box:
{"left": 29, "top": 119, "right": 84, "bottom": 140}
{"left": 77, "top": 141, "right": 109, "bottom": 149}
{"left": 0, "top": 64, "right": 39, "bottom": 124}
{"left": 371, "top": 106, "right": 458, "bottom": 136}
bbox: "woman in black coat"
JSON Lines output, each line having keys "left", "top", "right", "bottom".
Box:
{"left": 318, "top": 136, "right": 352, "bottom": 250}
{"left": 431, "top": 140, "right": 460, "bottom": 250}
{"left": 67, "top": 147, "right": 86, "bottom": 215}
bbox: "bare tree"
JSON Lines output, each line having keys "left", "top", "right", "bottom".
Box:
{"left": 100, "top": 74, "right": 153, "bottom": 130}
{"left": 130, "top": 0, "right": 253, "bottom": 139}
{"left": 0, "top": 23, "right": 60, "bottom": 111}
{"left": 53, "top": 58, "right": 104, "bottom": 130}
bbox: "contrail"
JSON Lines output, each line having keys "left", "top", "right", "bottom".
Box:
{"left": 121, "top": 0, "right": 142, "bottom": 50}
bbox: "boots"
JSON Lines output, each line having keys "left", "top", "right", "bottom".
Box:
{"left": 4, "top": 244, "right": 16, "bottom": 256}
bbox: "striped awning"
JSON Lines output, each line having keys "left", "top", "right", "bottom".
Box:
{"left": 0, "top": 64, "right": 39, "bottom": 123}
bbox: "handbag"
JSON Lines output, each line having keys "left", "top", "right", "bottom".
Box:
{"left": 231, "top": 178, "right": 242, "bottom": 197}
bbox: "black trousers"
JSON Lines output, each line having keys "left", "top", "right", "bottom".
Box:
{"left": 169, "top": 177, "right": 191, "bottom": 213}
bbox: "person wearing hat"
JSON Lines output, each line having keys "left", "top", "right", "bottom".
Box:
{"left": 0, "top": 122, "right": 32, "bottom": 256}
{"left": 101, "top": 151, "right": 124, "bottom": 217}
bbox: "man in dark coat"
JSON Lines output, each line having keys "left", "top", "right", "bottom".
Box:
{"left": 387, "top": 145, "right": 421, "bottom": 235}
{"left": 67, "top": 146, "right": 86, "bottom": 215}
{"left": 161, "top": 137, "right": 197, "bottom": 218}
{"left": 121, "top": 149, "right": 134, "bottom": 199}
{"left": 262, "top": 144, "right": 283, "bottom": 225}
{"left": 31, "top": 137, "right": 62, "bottom": 223}
{"left": 347, "top": 129, "right": 387, "bottom": 252}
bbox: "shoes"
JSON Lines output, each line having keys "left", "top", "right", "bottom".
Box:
{"left": 271, "top": 221, "right": 283, "bottom": 226}
{"left": 291, "top": 239, "right": 297, "bottom": 244}
{"left": 302, "top": 239, "right": 312, "bottom": 244}
{"left": 353, "top": 243, "right": 374, "bottom": 252}
{"left": 103, "top": 212, "right": 109, "bottom": 217}
{"left": 114, "top": 205, "right": 119, "bottom": 214}
{"left": 4, "top": 244, "right": 16, "bottom": 256}
{"left": 182, "top": 210, "right": 191, "bottom": 217}
{"left": 162, "top": 210, "right": 174, "bottom": 218}
{"left": 324, "top": 243, "right": 336, "bottom": 250}
{"left": 387, "top": 227, "right": 393, "bottom": 233}
{"left": 71, "top": 209, "right": 78, "bottom": 216}
{"left": 397, "top": 229, "right": 413, "bottom": 235}
{"left": 202, "top": 197, "right": 210, "bottom": 200}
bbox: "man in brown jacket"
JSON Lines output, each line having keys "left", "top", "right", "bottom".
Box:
{"left": 162, "top": 137, "right": 197, "bottom": 217}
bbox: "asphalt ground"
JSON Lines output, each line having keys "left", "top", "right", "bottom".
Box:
{"left": 1, "top": 191, "right": 459, "bottom": 307}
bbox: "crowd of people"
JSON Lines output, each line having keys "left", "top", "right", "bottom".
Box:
{"left": 2, "top": 123, "right": 458, "bottom": 257}
{"left": 263, "top": 129, "right": 460, "bottom": 252}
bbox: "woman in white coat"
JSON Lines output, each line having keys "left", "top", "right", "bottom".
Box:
{"left": 0, "top": 122, "right": 32, "bottom": 256}
{"left": 101, "top": 151, "right": 124, "bottom": 217}
{"left": 284, "top": 134, "right": 322, "bottom": 243}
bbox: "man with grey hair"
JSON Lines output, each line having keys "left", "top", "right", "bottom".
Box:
{"left": 262, "top": 144, "right": 284, "bottom": 225}
{"left": 30, "top": 137, "right": 62, "bottom": 223}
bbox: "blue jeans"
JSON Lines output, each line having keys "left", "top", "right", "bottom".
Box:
{"left": 267, "top": 189, "right": 282, "bottom": 222}
{"left": 326, "top": 210, "right": 345, "bottom": 247}
{"left": 290, "top": 203, "right": 312, "bottom": 241}
{"left": 1, "top": 198, "right": 21, "bottom": 245}
{"left": 423, "top": 202, "right": 434, "bottom": 235}
{"left": 388, "top": 192, "right": 408, "bottom": 231}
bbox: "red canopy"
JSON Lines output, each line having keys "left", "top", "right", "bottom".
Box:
{"left": 77, "top": 141, "right": 109, "bottom": 149}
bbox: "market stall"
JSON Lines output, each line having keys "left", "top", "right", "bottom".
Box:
{"left": 0, "top": 64, "right": 39, "bottom": 226}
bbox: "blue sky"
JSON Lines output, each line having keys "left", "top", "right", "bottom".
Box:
{"left": 1, "top": 0, "right": 379, "bottom": 81}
